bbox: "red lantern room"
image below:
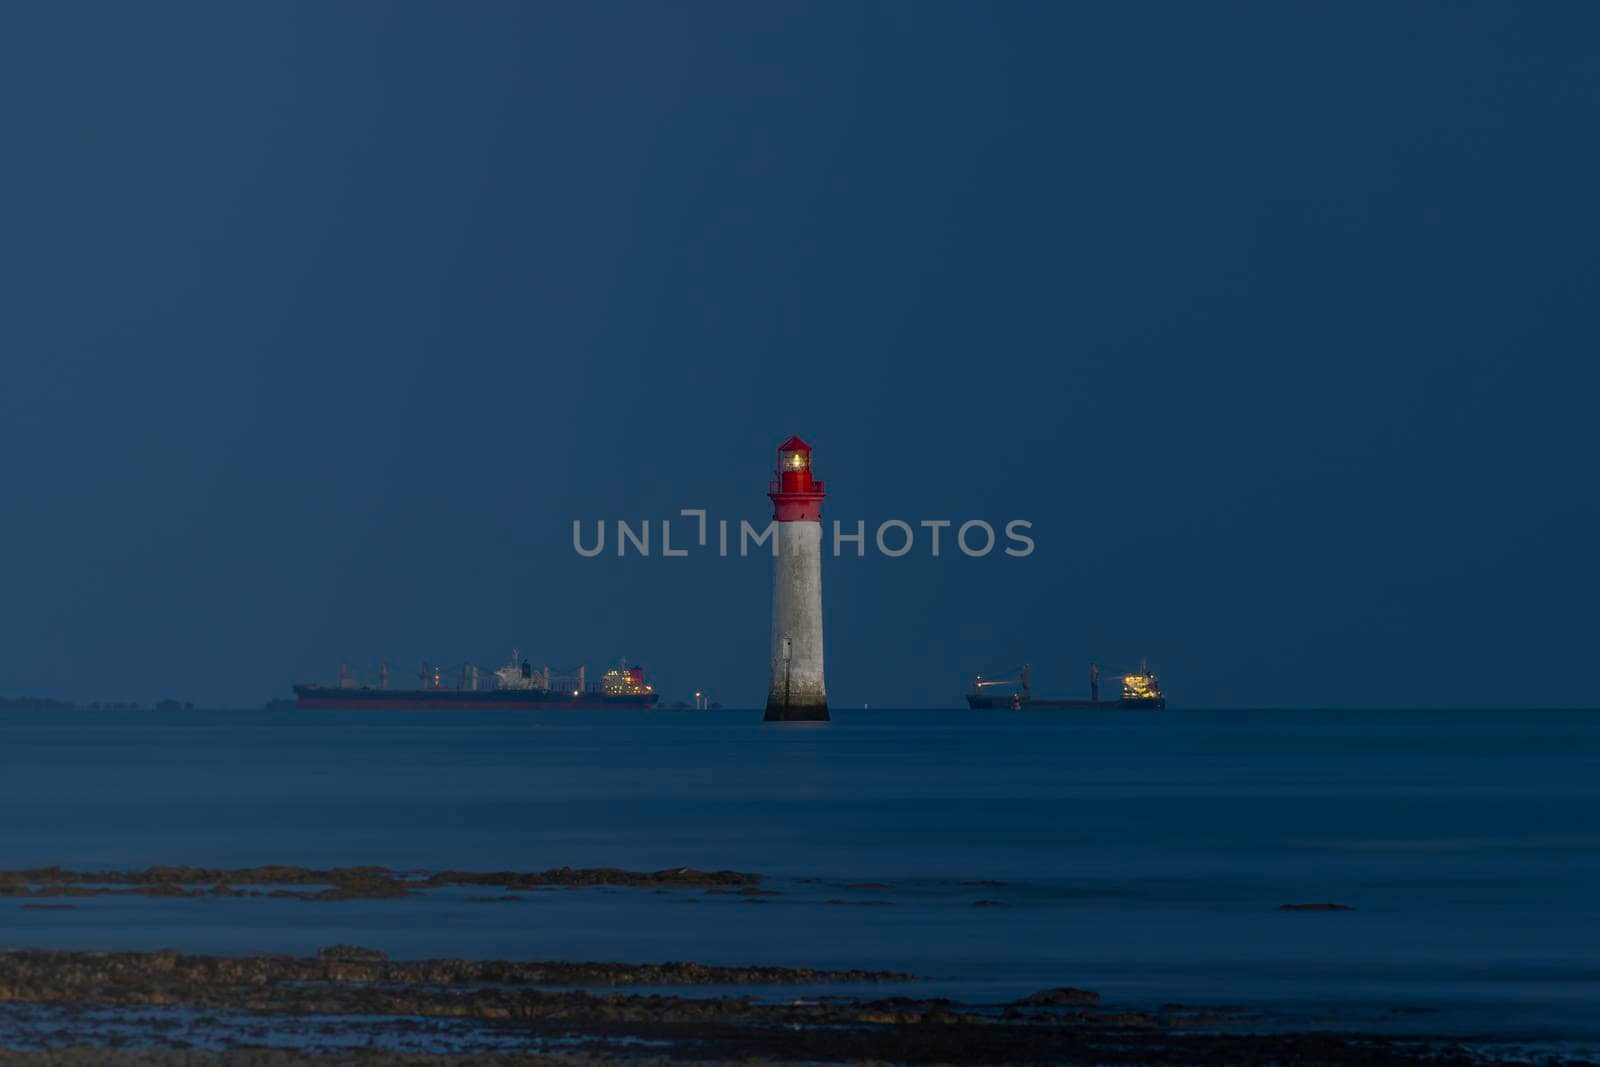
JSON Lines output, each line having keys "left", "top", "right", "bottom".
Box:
{"left": 769, "top": 435, "right": 826, "bottom": 522}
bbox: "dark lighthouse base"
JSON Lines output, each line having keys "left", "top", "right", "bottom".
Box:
{"left": 763, "top": 698, "right": 830, "bottom": 723}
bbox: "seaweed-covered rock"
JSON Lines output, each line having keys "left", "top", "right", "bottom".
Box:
{"left": 1015, "top": 986, "right": 1102, "bottom": 1006}
{"left": 317, "top": 945, "right": 389, "bottom": 962}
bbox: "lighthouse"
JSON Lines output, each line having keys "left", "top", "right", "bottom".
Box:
{"left": 765, "top": 436, "right": 829, "bottom": 722}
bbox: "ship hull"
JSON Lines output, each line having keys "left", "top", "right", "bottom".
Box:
{"left": 966, "top": 694, "right": 1164, "bottom": 710}
{"left": 293, "top": 686, "right": 659, "bottom": 710}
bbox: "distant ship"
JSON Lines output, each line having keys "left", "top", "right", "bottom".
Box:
{"left": 293, "top": 652, "right": 660, "bottom": 710}
{"left": 965, "top": 661, "right": 1167, "bottom": 710}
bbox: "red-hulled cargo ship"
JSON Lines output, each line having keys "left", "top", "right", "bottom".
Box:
{"left": 293, "top": 653, "right": 659, "bottom": 710}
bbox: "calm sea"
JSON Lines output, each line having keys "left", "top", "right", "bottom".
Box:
{"left": 2, "top": 707, "right": 1597, "bottom": 1038}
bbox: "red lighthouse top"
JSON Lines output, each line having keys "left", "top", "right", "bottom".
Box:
{"left": 769, "top": 435, "right": 826, "bottom": 522}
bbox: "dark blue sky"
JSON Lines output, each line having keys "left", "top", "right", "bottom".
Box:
{"left": 2, "top": 2, "right": 1596, "bottom": 708}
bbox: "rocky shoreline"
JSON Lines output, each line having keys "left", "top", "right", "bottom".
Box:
{"left": 0, "top": 948, "right": 1576, "bottom": 1065}
{"left": 2, "top": 865, "right": 1592, "bottom": 1064}
{"left": 0, "top": 947, "right": 912, "bottom": 998}
{"left": 0, "top": 865, "right": 760, "bottom": 902}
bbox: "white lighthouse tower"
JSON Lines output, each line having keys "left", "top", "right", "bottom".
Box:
{"left": 765, "top": 435, "right": 829, "bottom": 722}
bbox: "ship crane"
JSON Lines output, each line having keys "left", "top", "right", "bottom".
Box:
{"left": 973, "top": 665, "right": 1033, "bottom": 694}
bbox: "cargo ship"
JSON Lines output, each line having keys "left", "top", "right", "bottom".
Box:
{"left": 293, "top": 652, "right": 660, "bottom": 710}
{"left": 965, "top": 661, "right": 1167, "bottom": 710}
